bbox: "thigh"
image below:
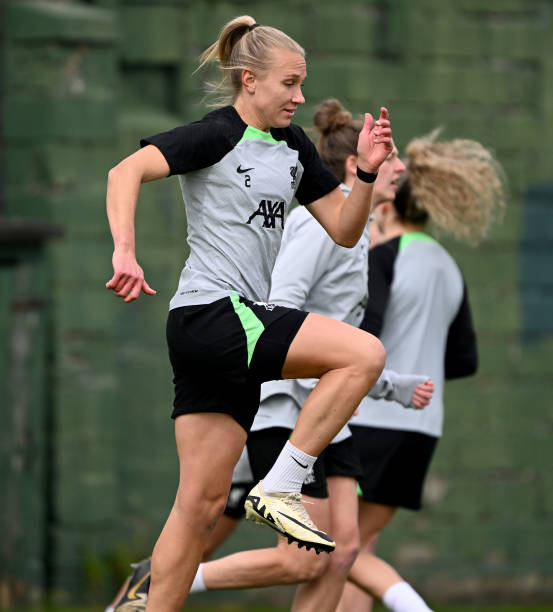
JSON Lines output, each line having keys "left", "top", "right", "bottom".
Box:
{"left": 174, "top": 413, "right": 247, "bottom": 502}
{"left": 357, "top": 500, "right": 396, "bottom": 547}
{"left": 282, "top": 313, "right": 384, "bottom": 380}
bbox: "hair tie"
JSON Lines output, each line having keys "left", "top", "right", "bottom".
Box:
{"left": 249, "top": 23, "right": 260, "bottom": 31}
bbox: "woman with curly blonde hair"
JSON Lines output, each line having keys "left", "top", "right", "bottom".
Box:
{"left": 338, "top": 133, "right": 505, "bottom": 612}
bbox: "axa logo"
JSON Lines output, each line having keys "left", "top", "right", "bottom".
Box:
{"left": 246, "top": 199, "right": 284, "bottom": 229}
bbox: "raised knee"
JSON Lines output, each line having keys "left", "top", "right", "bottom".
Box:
{"left": 364, "top": 335, "right": 386, "bottom": 375}
{"left": 356, "top": 336, "right": 385, "bottom": 386}
{"left": 347, "top": 335, "right": 386, "bottom": 386}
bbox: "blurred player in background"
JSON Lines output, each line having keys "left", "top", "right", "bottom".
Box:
{"left": 338, "top": 132, "right": 506, "bottom": 612}
{"left": 187, "top": 100, "right": 433, "bottom": 612}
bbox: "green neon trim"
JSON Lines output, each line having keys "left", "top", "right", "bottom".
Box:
{"left": 230, "top": 291, "right": 265, "bottom": 367}
{"left": 238, "top": 125, "right": 279, "bottom": 145}
{"left": 399, "top": 232, "right": 435, "bottom": 252}
{"left": 356, "top": 481, "right": 363, "bottom": 498}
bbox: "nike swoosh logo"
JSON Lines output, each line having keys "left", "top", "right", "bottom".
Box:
{"left": 291, "top": 456, "right": 308, "bottom": 469}
{"left": 277, "top": 511, "right": 334, "bottom": 542}
{"left": 128, "top": 572, "right": 151, "bottom": 600}
{"left": 237, "top": 165, "right": 254, "bottom": 173}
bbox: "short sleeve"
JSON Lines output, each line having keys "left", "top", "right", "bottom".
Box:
{"left": 140, "top": 107, "right": 244, "bottom": 176}
{"left": 282, "top": 125, "right": 340, "bottom": 206}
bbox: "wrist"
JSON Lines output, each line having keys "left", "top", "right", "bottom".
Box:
{"left": 113, "top": 242, "right": 135, "bottom": 255}
{"left": 356, "top": 166, "right": 378, "bottom": 184}
{"left": 356, "top": 160, "right": 380, "bottom": 174}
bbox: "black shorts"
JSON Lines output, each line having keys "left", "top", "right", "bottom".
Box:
{"left": 223, "top": 481, "right": 254, "bottom": 519}
{"left": 246, "top": 427, "right": 290, "bottom": 481}
{"left": 166, "top": 293, "right": 308, "bottom": 432}
{"left": 350, "top": 425, "right": 438, "bottom": 511}
{"left": 246, "top": 427, "right": 362, "bottom": 500}
{"left": 304, "top": 435, "right": 363, "bottom": 498}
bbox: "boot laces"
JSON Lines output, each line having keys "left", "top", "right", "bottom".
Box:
{"left": 282, "top": 492, "right": 316, "bottom": 527}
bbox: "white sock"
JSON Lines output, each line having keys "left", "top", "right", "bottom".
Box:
{"left": 262, "top": 440, "right": 317, "bottom": 493}
{"left": 382, "top": 581, "right": 433, "bottom": 612}
{"left": 189, "top": 563, "right": 206, "bottom": 593}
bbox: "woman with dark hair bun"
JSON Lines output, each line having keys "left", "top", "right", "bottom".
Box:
{"left": 105, "top": 15, "right": 393, "bottom": 611}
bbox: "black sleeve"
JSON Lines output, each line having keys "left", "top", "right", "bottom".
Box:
{"left": 360, "top": 238, "right": 399, "bottom": 337}
{"left": 445, "top": 281, "right": 478, "bottom": 379}
{"left": 283, "top": 125, "right": 340, "bottom": 206}
{"left": 140, "top": 108, "right": 240, "bottom": 176}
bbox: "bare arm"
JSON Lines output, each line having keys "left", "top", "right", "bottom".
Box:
{"left": 307, "top": 108, "right": 392, "bottom": 247}
{"left": 105, "top": 145, "right": 170, "bottom": 302}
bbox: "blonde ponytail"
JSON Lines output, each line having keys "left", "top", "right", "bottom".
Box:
{"left": 198, "top": 15, "right": 305, "bottom": 105}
